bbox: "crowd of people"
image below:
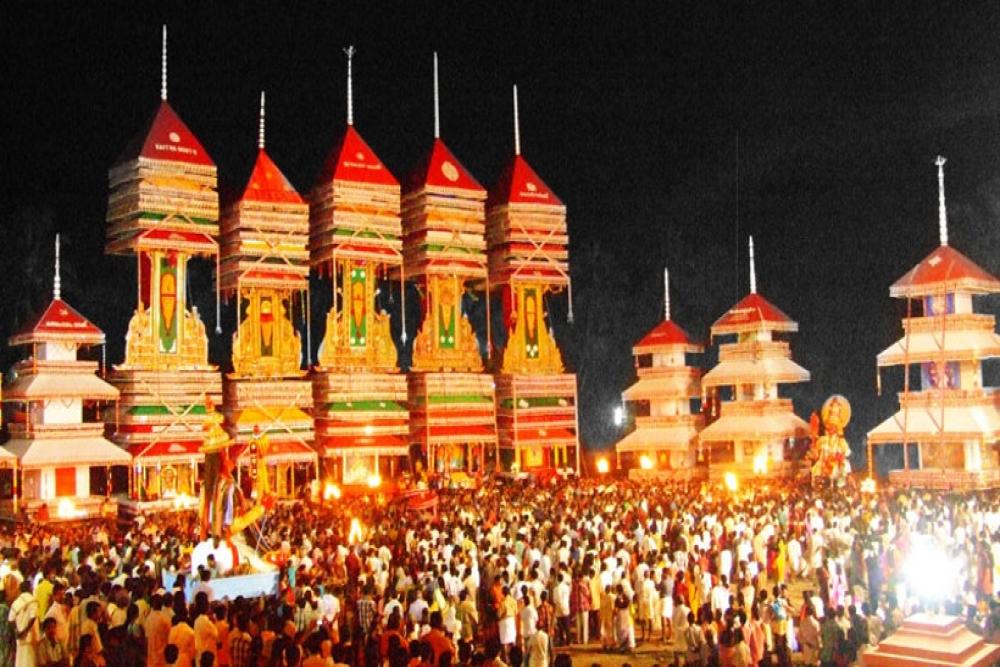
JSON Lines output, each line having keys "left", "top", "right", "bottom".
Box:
{"left": 0, "top": 474, "right": 999, "bottom": 667}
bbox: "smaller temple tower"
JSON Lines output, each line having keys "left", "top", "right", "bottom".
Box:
{"left": 699, "top": 237, "right": 810, "bottom": 478}
{"left": 220, "top": 92, "right": 316, "bottom": 499}
{"left": 868, "top": 157, "right": 1000, "bottom": 489}
{"left": 614, "top": 268, "right": 703, "bottom": 478}
{"left": 3, "top": 237, "right": 130, "bottom": 520}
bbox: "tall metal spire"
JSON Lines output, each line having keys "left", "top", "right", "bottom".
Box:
{"left": 258, "top": 91, "right": 266, "bottom": 149}
{"left": 936, "top": 155, "right": 949, "bottom": 247}
{"left": 344, "top": 45, "right": 355, "bottom": 126}
{"left": 663, "top": 266, "right": 670, "bottom": 321}
{"left": 160, "top": 25, "right": 169, "bottom": 101}
{"left": 513, "top": 84, "right": 521, "bottom": 156}
{"left": 53, "top": 234, "right": 61, "bottom": 300}
{"left": 748, "top": 235, "right": 757, "bottom": 294}
{"left": 433, "top": 52, "right": 440, "bottom": 138}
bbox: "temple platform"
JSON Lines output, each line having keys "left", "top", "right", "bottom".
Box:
{"left": 861, "top": 613, "right": 1000, "bottom": 666}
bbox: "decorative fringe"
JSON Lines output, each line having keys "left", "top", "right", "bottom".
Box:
{"left": 215, "top": 250, "right": 222, "bottom": 335}
{"left": 305, "top": 287, "right": 313, "bottom": 367}
{"left": 567, "top": 281, "right": 574, "bottom": 324}
{"left": 400, "top": 265, "right": 408, "bottom": 345}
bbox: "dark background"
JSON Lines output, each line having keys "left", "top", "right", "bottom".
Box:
{"left": 3, "top": 2, "right": 1000, "bottom": 472}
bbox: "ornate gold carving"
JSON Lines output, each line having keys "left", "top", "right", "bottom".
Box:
{"left": 410, "top": 275, "right": 482, "bottom": 372}
{"left": 317, "top": 259, "right": 399, "bottom": 372}
{"left": 231, "top": 289, "right": 303, "bottom": 378}
{"left": 501, "top": 284, "right": 565, "bottom": 375}
{"left": 122, "top": 305, "right": 211, "bottom": 370}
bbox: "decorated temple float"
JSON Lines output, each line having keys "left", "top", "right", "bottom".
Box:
{"left": 699, "top": 237, "right": 811, "bottom": 480}
{"left": 105, "top": 27, "right": 223, "bottom": 513}
{"left": 614, "top": 268, "right": 704, "bottom": 480}
{"left": 1, "top": 238, "right": 130, "bottom": 521}
{"left": 488, "top": 86, "right": 579, "bottom": 477}
{"left": 311, "top": 48, "right": 411, "bottom": 488}
{"left": 220, "top": 92, "right": 317, "bottom": 500}
{"left": 399, "top": 55, "right": 497, "bottom": 485}
{"left": 868, "top": 158, "right": 1000, "bottom": 490}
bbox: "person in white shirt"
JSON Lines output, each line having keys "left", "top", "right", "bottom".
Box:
{"left": 553, "top": 572, "right": 572, "bottom": 646}
{"left": 711, "top": 575, "right": 731, "bottom": 614}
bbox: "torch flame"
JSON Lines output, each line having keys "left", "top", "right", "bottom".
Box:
{"left": 348, "top": 517, "right": 364, "bottom": 544}
{"left": 324, "top": 482, "right": 342, "bottom": 500}
{"left": 596, "top": 457, "right": 610, "bottom": 475}
{"left": 724, "top": 472, "right": 738, "bottom": 492}
{"left": 639, "top": 454, "right": 654, "bottom": 470}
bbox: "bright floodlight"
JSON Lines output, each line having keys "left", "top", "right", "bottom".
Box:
{"left": 613, "top": 406, "right": 624, "bottom": 427}
{"left": 903, "top": 536, "right": 954, "bottom": 602}
{"left": 596, "top": 457, "right": 610, "bottom": 474}
{"left": 639, "top": 454, "right": 654, "bottom": 470}
{"left": 348, "top": 517, "right": 364, "bottom": 544}
{"left": 724, "top": 472, "right": 738, "bottom": 492}
{"left": 57, "top": 498, "right": 85, "bottom": 519}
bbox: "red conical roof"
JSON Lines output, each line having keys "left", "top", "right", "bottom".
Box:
{"left": 488, "top": 155, "right": 563, "bottom": 207}
{"left": 315, "top": 125, "right": 398, "bottom": 188}
{"left": 9, "top": 299, "right": 104, "bottom": 347}
{"left": 116, "top": 100, "right": 214, "bottom": 167}
{"left": 239, "top": 149, "right": 304, "bottom": 204}
{"left": 891, "top": 244, "right": 1000, "bottom": 298}
{"left": 711, "top": 292, "right": 798, "bottom": 336}
{"left": 634, "top": 319, "right": 702, "bottom": 353}
{"left": 406, "top": 138, "right": 483, "bottom": 193}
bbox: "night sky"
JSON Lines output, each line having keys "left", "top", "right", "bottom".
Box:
{"left": 3, "top": 3, "right": 1000, "bottom": 471}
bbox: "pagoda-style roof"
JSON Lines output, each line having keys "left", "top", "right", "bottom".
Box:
{"left": 115, "top": 100, "right": 215, "bottom": 168}
{"left": 699, "top": 409, "right": 809, "bottom": 442}
{"left": 891, "top": 244, "right": 1000, "bottom": 298}
{"left": 9, "top": 299, "right": 104, "bottom": 347}
{"left": 406, "top": 138, "right": 483, "bottom": 194}
{"left": 711, "top": 292, "right": 798, "bottom": 336}
{"left": 236, "top": 149, "right": 305, "bottom": 205}
{"left": 633, "top": 320, "right": 703, "bottom": 354}
{"left": 314, "top": 125, "right": 399, "bottom": 189}
{"left": 877, "top": 327, "right": 1000, "bottom": 367}
{"left": 702, "top": 356, "right": 810, "bottom": 388}
{"left": 4, "top": 434, "right": 131, "bottom": 468}
{"left": 623, "top": 370, "right": 701, "bottom": 400}
{"left": 5, "top": 367, "right": 118, "bottom": 401}
{"left": 488, "top": 155, "right": 563, "bottom": 208}
{"left": 867, "top": 401, "right": 1000, "bottom": 444}
{"left": 615, "top": 424, "right": 699, "bottom": 453}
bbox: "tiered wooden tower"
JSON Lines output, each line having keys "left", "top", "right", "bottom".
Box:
{"left": 868, "top": 157, "right": 1000, "bottom": 489}
{"left": 310, "top": 48, "right": 410, "bottom": 486}
{"left": 699, "top": 237, "right": 810, "bottom": 478}
{"left": 403, "top": 55, "right": 496, "bottom": 481}
{"left": 487, "top": 86, "right": 578, "bottom": 474}
{"left": 104, "top": 28, "right": 222, "bottom": 503}
{"left": 3, "top": 238, "right": 130, "bottom": 520}
{"left": 220, "top": 93, "right": 316, "bottom": 499}
{"left": 614, "top": 269, "right": 703, "bottom": 477}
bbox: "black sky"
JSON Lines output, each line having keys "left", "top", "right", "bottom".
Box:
{"left": 3, "top": 2, "right": 1000, "bottom": 471}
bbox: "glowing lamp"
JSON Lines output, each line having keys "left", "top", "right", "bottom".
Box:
{"left": 363, "top": 424, "right": 374, "bottom": 436}
{"left": 348, "top": 517, "right": 364, "bottom": 544}
{"left": 56, "top": 498, "right": 85, "bottom": 519}
{"left": 724, "top": 472, "right": 738, "bottom": 492}
{"left": 324, "top": 482, "right": 342, "bottom": 501}
{"left": 596, "top": 457, "right": 610, "bottom": 475}
{"left": 366, "top": 473, "right": 382, "bottom": 489}
{"left": 752, "top": 452, "right": 767, "bottom": 475}
{"left": 903, "top": 536, "right": 955, "bottom": 601}
{"left": 639, "top": 454, "right": 654, "bottom": 470}
{"left": 860, "top": 477, "right": 876, "bottom": 494}
{"left": 613, "top": 406, "right": 624, "bottom": 427}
